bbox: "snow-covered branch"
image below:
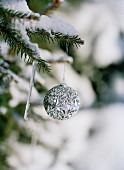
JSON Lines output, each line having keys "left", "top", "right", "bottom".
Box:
{"left": 0, "top": 0, "right": 84, "bottom": 72}
{"left": 0, "top": 5, "right": 40, "bottom": 20}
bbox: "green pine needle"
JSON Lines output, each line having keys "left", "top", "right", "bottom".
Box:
{"left": 0, "top": 24, "right": 50, "bottom": 72}
{"left": 27, "top": 28, "right": 84, "bottom": 46}
{"left": 0, "top": 5, "right": 40, "bottom": 20}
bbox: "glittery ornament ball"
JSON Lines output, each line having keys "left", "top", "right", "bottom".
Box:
{"left": 43, "top": 84, "right": 80, "bottom": 120}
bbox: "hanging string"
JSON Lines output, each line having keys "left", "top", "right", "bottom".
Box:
{"left": 24, "top": 61, "right": 37, "bottom": 121}
{"left": 63, "top": 43, "right": 68, "bottom": 84}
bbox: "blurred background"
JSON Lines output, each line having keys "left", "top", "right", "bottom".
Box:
{"left": 0, "top": 0, "right": 124, "bottom": 170}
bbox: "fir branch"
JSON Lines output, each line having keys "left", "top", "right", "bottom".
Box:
{"left": 27, "top": 28, "right": 84, "bottom": 46}
{"left": 0, "top": 25, "right": 50, "bottom": 72}
{"left": 53, "top": 32, "right": 84, "bottom": 46}
{"left": 0, "top": 5, "right": 40, "bottom": 20}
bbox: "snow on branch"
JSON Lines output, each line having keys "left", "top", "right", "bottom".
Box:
{"left": 0, "top": 0, "right": 32, "bottom": 13}
{"left": 0, "top": 5, "right": 40, "bottom": 20}
{"left": 0, "top": 0, "right": 84, "bottom": 73}
{"left": 0, "top": 0, "right": 84, "bottom": 46}
{"left": 0, "top": 17, "right": 50, "bottom": 72}
{"left": 26, "top": 15, "right": 84, "bottom": 46}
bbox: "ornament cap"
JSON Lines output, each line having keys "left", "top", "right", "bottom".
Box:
{"left": 60, "top": 83, "right": 67, "bottom": 87}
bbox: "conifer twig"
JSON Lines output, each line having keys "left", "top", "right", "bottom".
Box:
{"left": 0, "top": 24, "right": 51, "bottom": 72}
{"left": 24, "top": 61, "right": 37, "bottom": 121}
{"left": 27, "top": 28, "right": 84, "bottom": 46}
{"left": 0, "top": 5, "right": 40, "bottom": 20}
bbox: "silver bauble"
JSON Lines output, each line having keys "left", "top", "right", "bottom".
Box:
{"left": 43, "top": 83, "right": 80, "bottom": 120}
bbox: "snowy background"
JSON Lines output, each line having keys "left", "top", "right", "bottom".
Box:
{"left": 0, "top": 0, "right": 124, "bottom": 170}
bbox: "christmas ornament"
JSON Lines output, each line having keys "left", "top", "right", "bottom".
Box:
{"left": 43, "top": 83, "right": 80, "bottom": 120}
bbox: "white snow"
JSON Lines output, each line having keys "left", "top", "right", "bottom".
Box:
{"left": 0, "top": 0, "right": 76, "bottom": 36}
{"left": 0, "top": 0, "right": 77, "bottom": 62}
{"left": 0, "top": 0, "right": 31, "bottom": 13}
{"left": 12, "top": 19, "right": 41, "bottom": 59}
{"left": 26, "top": 15, "right": 76, "bottom": 36}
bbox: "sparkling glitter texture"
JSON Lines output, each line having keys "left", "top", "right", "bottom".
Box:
{"left": 43, "top": 84, "right": 80, "bottom": 120}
